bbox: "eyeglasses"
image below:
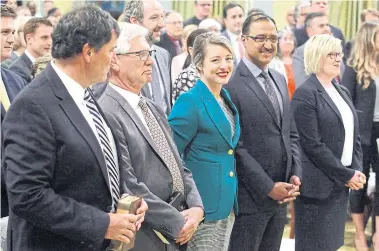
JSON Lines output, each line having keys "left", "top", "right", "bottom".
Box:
{"left": 327, "top": 52, "right": 343, "bottom": 60}
{"left": 244, "top": 35, "right": 278, "bottom": 44}
{"left": 116, "top": 49, "right": 156, "bottom": 61}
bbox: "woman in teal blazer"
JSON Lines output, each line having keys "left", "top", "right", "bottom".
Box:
{"left": 168, "top": 33, "right": 240, "bottom": 251}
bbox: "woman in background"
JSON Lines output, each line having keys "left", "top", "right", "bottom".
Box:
{"left": 171, "top": 24, "right": 197, "bottom": 83}
{"left": 269, "top": 29, "right": 297, "bottom": 99}
{"left": 172, "top": 29, "right": 208, "bottom": 103}
{"left": 343, "top": 22, "right": 379, "bottom": 251}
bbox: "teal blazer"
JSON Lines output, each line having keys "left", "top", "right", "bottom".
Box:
{"left": 168, "top": 80, "right": 241, "bottom": 221}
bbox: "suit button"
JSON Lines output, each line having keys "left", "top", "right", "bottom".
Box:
{"left": 88, "top": 244, "right": 93, "bottom": 249}
{"left": 228, "top": 149, "right": 233, "bottom": 155}
{"left": 80, "top": 241, "right": 85, "bottom": 245}
{"left": 283, "top": 156, "right": 287, "bottom": 161}
{"left": 229, "top": 171, "right": 234, "bottom": 177}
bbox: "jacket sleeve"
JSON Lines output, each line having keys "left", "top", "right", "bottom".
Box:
{"left": 292, "top": 47, "right": 308, "bottom": 87}
{"left": 291, "top": 87, "right": 355, "bottom": 185}
{"left": 3, "top": 98, "right": 109, "bottom": 248}
{"left": 105, "top": 111, "right": 186, "bottom": 240}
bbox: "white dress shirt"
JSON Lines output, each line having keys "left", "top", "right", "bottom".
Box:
{"left": 324, "top": 84, "right": 354, "bottom": 166}
{"left": 226, "top": 30, "right": 243, "bottom": 63}
{"left": 50, "top": 61, "right": 119, "bottom": 169}
{"left": 109, "top": 83, "right": 152, "bottom": 136}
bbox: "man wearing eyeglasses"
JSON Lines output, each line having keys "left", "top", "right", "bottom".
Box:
{"left": 97, "top": 22, "right": 204, "bottom": 251}
{"left": 225, "top": 13, "right": 302, "bottom": 251}
{"left": 183, "top": 0, "right": 213, "bottom": 27}
{"left": 123, "top": 0, "right": 172, "bottom": 116}
{"left": 156, "top": 11, "right": 184, "bottom": 59}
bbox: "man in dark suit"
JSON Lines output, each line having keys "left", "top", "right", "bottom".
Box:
{"left": 9, "top": 17, "right": 53, "bottom": 83}
{"left": 225, "top": 14, "right": 302, "bottom": 251}
{"left": 0, "top": 4, "right": 27, "bottom": 220}
{"left": 293, "top": 12, "right": 332, "bottom": 87}
{"left": 183, "top": 0, "right": 213, "bottom": 27}
{"left": 2, "top": 6, "right": 148, "bottom": 251}
{"left": 294, "top": 0, "right": 344, "bottom": 47}
{"left": 221, "top": 3, "right": 245, "bottom": 64}
{"left": 124, "top": 0, "right": 172, "bottom": 115}
{"left": 155, "top": 11, "right": 183, "bottom": 59}
{"left": 98, "top": 22, "right": 204, "bottom": 251}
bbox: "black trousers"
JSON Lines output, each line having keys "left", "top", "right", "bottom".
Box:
{"left": 229, "top": 205, "right": 286, "bottom": 251}
{"left": 350, "top": 122, "right": 379, "bottom": 215}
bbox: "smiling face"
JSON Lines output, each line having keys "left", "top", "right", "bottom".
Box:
{"left": 142, "top": 0, "right": 165, "bottom": 43}
{"left": 199, "top": 44, "right": 234, "bottom": 86}
{"left": 224, "top": 6, "right": 244, "bottom": 35}
{"left": 320, "top": 51, "right": 343, "bottom": 78}
{"left": 243, "top": 19, "right": 278, "bottom": 70}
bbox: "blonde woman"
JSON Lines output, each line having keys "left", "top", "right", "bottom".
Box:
{"left": 342, "top": 21, "right": 379, "bottom": 251}
{"left": 292, "top": 34, "right": 366, "bottom": 251}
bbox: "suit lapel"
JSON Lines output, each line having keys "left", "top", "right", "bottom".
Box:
{"left": 104, "top": 86, "right": 167, "bottom": 165}
{"left": 46, "top": 63, "right": 110, "bottom": 189}
{"left": 196, "top": 81, "right": 234, "bottom": 147}
{"left": 221, "top": 88, "right": 240, "bottom": 147}
{"left": 240, "top": 61, "right": 281, "bottom": 128}
{"left": 312, "top": 75, "right": 343, "bottom": 124}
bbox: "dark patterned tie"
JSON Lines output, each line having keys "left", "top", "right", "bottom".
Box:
{"left": 84, "top": 89, "right": 120, "bottom": 212}
{"left": 138, "top": 98, "right": 184, "bottom": 194}
{"left": 260, "top": 71, "right": 281, "bottom": 124}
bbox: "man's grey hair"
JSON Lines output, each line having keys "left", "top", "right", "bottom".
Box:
{"left": 115, "top": 22, "right": 148, "bottom": 54}
{"left": 294, "top": 1, "right": 311, "bottom": 20}
{"left": 192, "top": 32, "right": 234, "bottom": 73}
{"left": 123, "top": 0, "right": 144, "bottom": 23}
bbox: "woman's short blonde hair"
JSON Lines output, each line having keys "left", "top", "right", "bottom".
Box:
{"left": 304, "top": 34, "right": 342, "bottom": 75}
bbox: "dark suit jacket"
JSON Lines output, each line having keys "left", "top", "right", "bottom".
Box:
{"left": 221, "top": 31, "right": 239, "bottom": 65}
{"left": 155, "top": 32, "right": 181, "bottom": 60}
{"left": 342, "top": 65, "right": 375, "bottom": 148}
{"left": 183, "top": 16, "right": 201, "bottom": 27}
{"left": 291, "top": 74, "right": 362, "bottom": 199}
{"left": 343, "top": 40, "right": 354, "bottom": 64}
{"left": 98, "top": 85, "right": 203, "bottom": 251}
{"left": 225, "top": 60, "right": 302, "bottom": 214}
{"left": 2, "top": 63, "right": 129, "bottom": 251}
{"left": 1, "top": 67, "right": 26, "bottom": 218}
{"left": 1, "top": 51, "right": 19, "bottom": 69}
{"left": 294, "top": 24, "right": 345, "bottom": 47}
{"left": 141, "top": 46, "right": 172, "bottom": 115}
{"left": 9, "top": 52, "right": 33, "bottom": 83}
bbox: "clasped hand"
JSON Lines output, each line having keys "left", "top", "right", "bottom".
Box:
{"left": 176, "top": 207, "right": 204, "bottom": 245}
{"left": 268, "top": 176, "right": 301, "bottom": 204}
{"left": 345, "top": 171, "right": 366, "bottom": 190}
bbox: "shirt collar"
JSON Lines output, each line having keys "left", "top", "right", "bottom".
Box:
{"left": 242, "top": 57, "right": 268, "bottom": 78}
{"left": 226, "top": 30, "right": 240, "bottom": 41}
{"left": 50, "top": 60, "right": 85, "bottom": 104}
{"left": 24, "top": 50, "right": 36, "bottom": 63}
{"left": 109, "top": 82, "right": 141, "bottom": 110}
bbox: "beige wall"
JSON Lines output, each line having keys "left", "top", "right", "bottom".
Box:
{"left": 272, "top": 0, "right": 297, "bottom": 30}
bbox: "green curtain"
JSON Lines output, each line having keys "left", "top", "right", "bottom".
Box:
{"left": 329, "top": 0, "right": 379, "bottom": 40}
{"left": 172, "top": 0, "right": 247, "bottom": 20}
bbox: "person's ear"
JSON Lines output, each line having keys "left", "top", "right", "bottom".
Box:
{"left": 83, "top": 43, "right": 92, "bottom": 63}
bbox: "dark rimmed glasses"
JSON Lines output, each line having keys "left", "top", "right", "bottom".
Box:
{"left": 244, "top": 35, "right": 278, "bottom": 44}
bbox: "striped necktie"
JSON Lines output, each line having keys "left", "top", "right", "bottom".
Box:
{"left": 84, "top": 89, "right": 120, "bottom": 211}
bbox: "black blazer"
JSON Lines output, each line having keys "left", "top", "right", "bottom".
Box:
{"left": 225, "top": 60, "right": 302, "bottom": 214}
{"left": 3, "top": 63, "right": 129, "bottom": 251}
{"left": 8, "top": 52, "right": 33, "bottom": 83}
{"left": 294, "top": 24, "right": 345, "bottom": 47}
{"left": 342, "top": 65, "right": 376, "bottom": 148}
{"left": 155, "top": 32, "right": 181, "bottom": 60}
{"left": 291, "top": 74, "right": 362, "bottom": 200}
{"left": 1, "top": 67, "right": 26, "bottom": 218}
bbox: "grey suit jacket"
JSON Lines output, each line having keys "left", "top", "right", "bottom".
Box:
{"left": 141, "top": 45, "right": 172, "bottom": 115}
{"left": 98, "top": 85, "right": 203, "bottom": 251}
{"left": 9, "top": 52, "right": 33, "bottom": 83}
{"left": 292, "top": 44, "right": 307, "bottom": 87}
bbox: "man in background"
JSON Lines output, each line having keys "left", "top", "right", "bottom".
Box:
{"left": 184, "top": 0, "right": 213, "bottom": 27}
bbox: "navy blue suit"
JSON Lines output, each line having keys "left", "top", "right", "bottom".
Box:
{"left": 1, "top": 67, "right": 26, "bottom": 218}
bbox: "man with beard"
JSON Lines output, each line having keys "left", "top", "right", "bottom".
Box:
{"left": 225, "top": 14, "right": 302, "bottom": 251}
{"left": 123, "top": 0, "right": 172, "bottom": 115}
